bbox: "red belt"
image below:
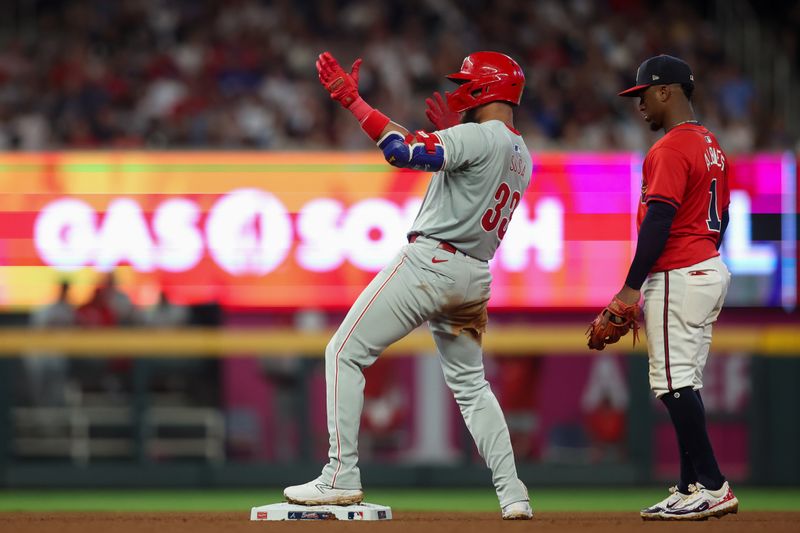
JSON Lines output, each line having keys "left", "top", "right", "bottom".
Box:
{"left": 408, "top": 234, "right": 458, "bottom": 254}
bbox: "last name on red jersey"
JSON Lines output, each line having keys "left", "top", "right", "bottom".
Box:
{"left": 637, "top": 123, "right": 730, "bottom": 272}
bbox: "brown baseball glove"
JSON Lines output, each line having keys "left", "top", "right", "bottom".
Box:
{"left": 586, "top": 297, "right": 640, "bottom": 350}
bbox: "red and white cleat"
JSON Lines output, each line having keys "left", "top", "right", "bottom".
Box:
{"left": 658, "top": 481, "right": 738, "bottom": 521}
{"left": 640, "top": 484, "right": 693, "bottom": 520}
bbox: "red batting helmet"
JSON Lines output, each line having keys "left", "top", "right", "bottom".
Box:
{"left": 446, "top": 52, "right": 525, "bottom": 113}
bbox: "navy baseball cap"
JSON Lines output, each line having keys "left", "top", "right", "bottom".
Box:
{"left": 618, "top": 55, "right": 694, "bottom": 97}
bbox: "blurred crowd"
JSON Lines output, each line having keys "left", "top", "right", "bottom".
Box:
{"left": 24, "top": 274, "right": 196, "bottom": 405}
{"left": 31, "top": 274, "right": 189, "bottom": 331}
{"left": 0, "top": 0, "right": 795, "bottom": 154}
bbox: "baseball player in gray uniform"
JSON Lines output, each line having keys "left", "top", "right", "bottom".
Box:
{"left": 283, "top": 51, "right": 533, "bottom": 520}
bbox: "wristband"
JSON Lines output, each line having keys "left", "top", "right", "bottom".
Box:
{"left": 348, "top": 97, "right": 371, "bottom": 121}
{"left": 360, "top": 109, "right": 390, "bottom": 141}
{"left": 347, "top": 96, "right": 390, "bottom": 141}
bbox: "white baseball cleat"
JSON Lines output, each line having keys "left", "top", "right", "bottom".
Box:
{"left": 283, "top": 477, "right": 364, "bottom": 506}
{"left": 658, "top": 481, "right": 738, "bottom": 521}
{"left": 640, "top": 484, "right": 693, "bottom": 520}
{"left": 501, "top": 500, "right": 533, "bottom": 520}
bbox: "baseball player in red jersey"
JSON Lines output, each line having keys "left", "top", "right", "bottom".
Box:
{"left": 283, "top": 51, "right": 533, "bottom": 520}
{"left": 598, "top": 55, "right": 738, "bottom": 520}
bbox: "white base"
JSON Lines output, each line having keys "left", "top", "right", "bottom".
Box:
{"left": 250, "top": 502, "right": 392, "bottom": 521}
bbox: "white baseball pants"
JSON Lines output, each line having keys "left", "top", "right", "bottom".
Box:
{"left": 642, "top": 255, "right": 731, "bottom": 398}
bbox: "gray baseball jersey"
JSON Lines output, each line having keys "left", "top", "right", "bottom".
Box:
{"left": 315, "top": 118, "right": 532, "bottom": 509}
{"left": 409, "top": 120, "right": 531, "bottom": 260}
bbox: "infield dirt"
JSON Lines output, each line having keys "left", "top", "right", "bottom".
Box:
{"left": 2, "top": 511, "right": 800, "bottom": 532}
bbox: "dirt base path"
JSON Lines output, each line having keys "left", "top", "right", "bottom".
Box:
{"left": 2, "top": 511, "right": 798, "bottom": 532}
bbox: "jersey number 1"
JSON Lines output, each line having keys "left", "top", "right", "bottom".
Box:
{"left": 706, "top": 179, "right": 721, "bottom": 232}
{"left": 481, "top": 182, "right": 521, "bottom": 239}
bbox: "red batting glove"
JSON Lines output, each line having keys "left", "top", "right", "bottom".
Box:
{"left": 425, "top": 91, "right": 461, "bottom": 130}
{"left": 316, "top": 51, "right": 390, "bottom": 141}
{"left": 316, "top": 51, "right": 362, "bottom": 109}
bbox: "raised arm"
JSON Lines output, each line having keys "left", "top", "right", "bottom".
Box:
{"left": 316, "top": 51, "right": 445, "bottom": 172}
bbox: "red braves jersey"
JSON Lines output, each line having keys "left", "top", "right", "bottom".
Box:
{"left": 637, "top": 123, "right": 730, "bottom": 272}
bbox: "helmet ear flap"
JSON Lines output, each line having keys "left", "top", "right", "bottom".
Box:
{"left": 445, "top": 52, "right": 525, "bottom": 113}
{"left": 447, "top": 78, "right": 477, "bottom": 113}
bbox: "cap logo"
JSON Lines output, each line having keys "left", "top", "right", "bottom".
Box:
{"left": 652, "top": 75, "right": 660, "bottom": 81}
{"left": 690, "top": 74, "right": 694, "bottom": 81}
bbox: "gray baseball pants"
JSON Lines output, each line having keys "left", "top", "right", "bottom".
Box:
{"left": 318, "top": 236, "right": 527, "bottom": 507}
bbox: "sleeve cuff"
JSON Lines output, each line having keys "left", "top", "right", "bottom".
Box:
{"left": 644, "top": 195, "right": 680, "bottom": 209}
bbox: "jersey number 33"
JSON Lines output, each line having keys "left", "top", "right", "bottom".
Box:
{"left": 481, "top": 182, "right": 522, "bottom": 240}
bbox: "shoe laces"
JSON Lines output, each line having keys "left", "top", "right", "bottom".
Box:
{"left": 669, "top": 484, "right": 698, "bottom": 496}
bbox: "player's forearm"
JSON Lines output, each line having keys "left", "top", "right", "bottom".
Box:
{"left": 347, "top": 98, "right": 410, "bottom": 140}
{"left": 346, "top": 98, "right": 410, "bottom": 145}
{"left": 379, "top": 120, "right": 409, "bottom": 139}
{"left": 624, "top": 201, "right": 677, "bottom": 290}
{"left": 343, "top": 96, "right": 392, "bottom": 141}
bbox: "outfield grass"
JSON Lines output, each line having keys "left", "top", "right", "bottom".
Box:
{"left": 0, "top": 488, "right": 798, "bottom": 512}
